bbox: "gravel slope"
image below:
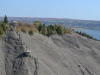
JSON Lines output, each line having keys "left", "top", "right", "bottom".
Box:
{"left": 1, "top": 30, "right": 100, "bottom": 75}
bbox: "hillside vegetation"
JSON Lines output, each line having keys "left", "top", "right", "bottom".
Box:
{"left": 0, "top": 15, "right": 98, "bottom": 41}
{"left": 0, "top": 16, "right": 8, "bottom": 39}
{"left": 16, "top": 21, "right": 74, "bottom": 36}
{"left": 76, "top": 31, "right": 98, "bottom": 40}
{"left": 16, "top": 22, "right": 38, "bottom": 35}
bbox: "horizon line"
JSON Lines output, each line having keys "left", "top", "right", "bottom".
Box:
{"left": 0, "top": 16, "right": 100, "bottom": 21}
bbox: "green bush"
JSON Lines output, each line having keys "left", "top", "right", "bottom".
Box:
{"left": 0, "top": 22, "right": 7, "bottom": 38}
{"left": 33, "top": 21, "right": 42, "bottom": 28}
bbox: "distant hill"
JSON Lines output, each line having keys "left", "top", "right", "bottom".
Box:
{"left": 0, "top": 17, "right": 100, "bottom": 30}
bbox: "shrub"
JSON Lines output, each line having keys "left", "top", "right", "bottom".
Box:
{"left": 28, "top": 28, "right": 37, "bottom": 35}
{"left": 33, "top": 21, "right": 42, "bottom": 28}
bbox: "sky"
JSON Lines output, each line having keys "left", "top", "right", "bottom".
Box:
{"left": 0, "top": 0, "right": 100, "bottom": 20}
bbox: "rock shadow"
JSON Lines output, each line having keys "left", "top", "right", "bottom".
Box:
{"left": 16, "top": 52, "right": 29, "bottom": 58}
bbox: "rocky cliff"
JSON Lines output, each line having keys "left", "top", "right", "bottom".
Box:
{"left": 0, "top": 29, "right": 100, "bottom": 75}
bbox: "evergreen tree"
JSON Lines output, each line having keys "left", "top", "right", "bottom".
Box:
{"left": 47, "top": 26, "right": 51, "bottom": 36}
{"left": 42, "top": 24, "right": 46, "bottom": 36}
{"left": 47, "top": 25, "right": 53, "bottom": 36}
{"left": 4, "top": 15, "right": 8, "bottom": 23}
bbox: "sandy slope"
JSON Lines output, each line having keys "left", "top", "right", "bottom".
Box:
{"left": 1, "top": 30, "right": 100, "bottom": 75}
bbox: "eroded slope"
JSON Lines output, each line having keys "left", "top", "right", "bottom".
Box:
{"left": 22, "top": 32, "right": 100, "bottom": 75}
{"left": 1, "top": 30, "right": 37, "bottom": 75}
{"left": 1, "top": 30, "right": 100, "bottom": 75}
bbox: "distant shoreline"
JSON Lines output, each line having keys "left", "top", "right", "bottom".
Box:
{"left": 72, "top": 28, "right": 100, "bottom": 40}
{"left": 71, "top": 28, "right": 86, "bottom": 30}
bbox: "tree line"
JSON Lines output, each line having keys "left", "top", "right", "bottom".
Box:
{"left": 0, "top": 15, "right": 99, "bottom": 41}
{"left": 34, "top": 21, "right": 73, "bottom": 36}
{"left": 76, "top": 31, "right": 98, "bottom": 41}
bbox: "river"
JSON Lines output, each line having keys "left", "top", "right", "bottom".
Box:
{"left": 73, "top": 28, "right": 100, "bottom": 40}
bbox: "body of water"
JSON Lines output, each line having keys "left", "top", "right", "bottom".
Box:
{"left": 73, "top": 29, "right": 100, "bottom": 40}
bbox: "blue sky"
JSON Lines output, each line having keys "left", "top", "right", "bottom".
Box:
{"left": 0, "top": 0, "right": 100, "bottom": 20}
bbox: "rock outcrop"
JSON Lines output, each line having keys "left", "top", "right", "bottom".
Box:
{"left": 0, "top": 29, "right": 100, "bottom": 75}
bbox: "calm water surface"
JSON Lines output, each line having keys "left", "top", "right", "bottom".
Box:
{"left": 74, "top": 29, "right": 100, "bottom": 40}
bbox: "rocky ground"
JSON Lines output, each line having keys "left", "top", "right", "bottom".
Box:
{"left": 0, "top": 29, "right": 100, "bottom": 75}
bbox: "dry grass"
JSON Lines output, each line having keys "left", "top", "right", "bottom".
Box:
{"left": 16, "top": 24, "right": 38, "bottom": 34}
{"left": 65, "top": 28, "right": 74, "bottom": 34}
